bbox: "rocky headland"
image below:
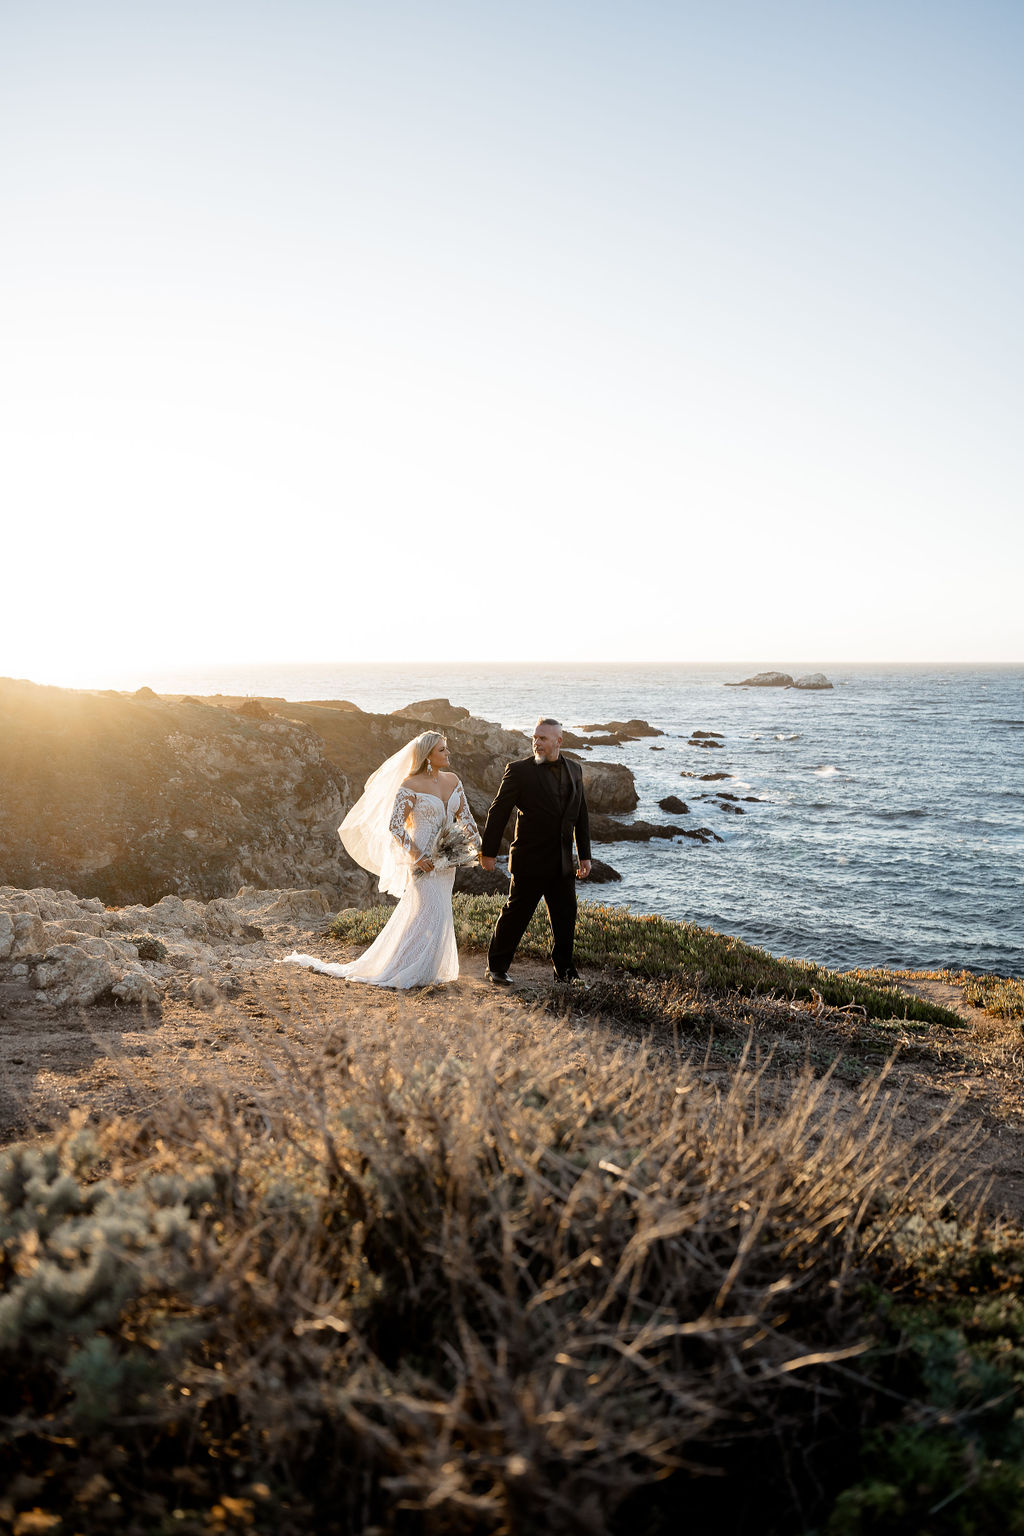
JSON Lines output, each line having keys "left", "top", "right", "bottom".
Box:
{"left": 0, "top": 679, "right": 651, "bottom": 1012}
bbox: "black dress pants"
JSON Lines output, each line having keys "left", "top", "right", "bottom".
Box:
{"left": 488, "top": 865, "right": 578, "bottom": 977}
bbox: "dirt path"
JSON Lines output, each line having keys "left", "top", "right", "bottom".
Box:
{"left": 3, "top": 924, "right": 1022, "bottom": 1224}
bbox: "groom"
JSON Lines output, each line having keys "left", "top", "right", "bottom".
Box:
{"left": 479, "top": 717, "right": 592, "bottom": 985}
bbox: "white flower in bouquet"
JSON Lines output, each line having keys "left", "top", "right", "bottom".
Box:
{"left": 418, "top": 820, "right": 478, "bottom": 875}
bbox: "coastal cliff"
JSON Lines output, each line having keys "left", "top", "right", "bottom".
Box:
{"left": 0, "top": 679, "right": 374, "bottom": 908}
{"left": 0, "top": 680, "right": 637, "bottom": 912}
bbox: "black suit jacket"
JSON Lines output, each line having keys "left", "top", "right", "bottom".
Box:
{"left": 481, "top": 756, "right": 591, "bottom": 879}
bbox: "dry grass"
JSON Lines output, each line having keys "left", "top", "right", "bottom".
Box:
{"left": 2, "top": 986, "right": 1013, "bottom": 1535}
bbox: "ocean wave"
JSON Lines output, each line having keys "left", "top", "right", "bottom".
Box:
{"left": 775, "top": 733, "right": 800, "bottom": 741}
{"left": 813, "top": 765, "right": 838, "bottom": 776}
{"left": 872, "top": 808, "right": 929, "bottom": 821}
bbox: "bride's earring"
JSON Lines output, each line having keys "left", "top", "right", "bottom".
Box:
{"left": 425, "top": 760, "right": 434, "bottom": 777}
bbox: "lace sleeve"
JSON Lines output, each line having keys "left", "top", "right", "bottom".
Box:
{"left": 389, "top": 786, "right": 420, "bottom": 860}
{"left": 454, "top": 781, "right": 482, "bottom": 850}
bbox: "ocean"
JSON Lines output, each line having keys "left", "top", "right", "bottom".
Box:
{"left": 117, "top": 661, "right": 1023, "bottom": 977}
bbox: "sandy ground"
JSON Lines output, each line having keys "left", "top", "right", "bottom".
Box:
{"left": 2, "top": 917, "right": 1022, "bottom": 1224}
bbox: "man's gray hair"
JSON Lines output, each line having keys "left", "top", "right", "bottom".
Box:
{"left": 535, "top": 717, "right": 562, "bottom": 730}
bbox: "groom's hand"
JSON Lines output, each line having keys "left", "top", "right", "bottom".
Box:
{"left": 480, "top": 854, "right": 497, "bottom": 871}
{"left": 576, "top": 860, "right": 592, "bottom": 880}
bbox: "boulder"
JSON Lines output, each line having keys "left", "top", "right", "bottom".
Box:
{"left": 33, "top": 944, "right": 117, "bottom": 1007}
{"left": 392, "top": 699, "right": 472, "bottom": 726}
{"left": 587, "top": 859, "right": 622, "bottom": 884}
{"left": 688, "top": 738, "right": 725, "bottom": 750}
{"left": 728, "top": 672, "right": 794, "bottom": 688}
{"left": 578, "top": 761, "right": 638, "bottom": 814}
{"left": 258, "top": 889, "right": 332, "bottom": 922}
{"left": 589, "top": 815, "right": 686, "bottom": 843}
{"left": 11, "top": 911, "right": 45, "bottom": 956}
{"left": 111, "top": 969, "right": 160, "bottom": 1005}
{"left": 578, "top": 719, "right": 664, "bottom": 739}
{"left": 658, "top": 796, "right": 689, "bottom": 814}
{"left": 691, "top": 731, "right": 724, "bottom": 739}
{"left": 0, "top": 911, "right": 13, "bottom": 960}
{"left": 186, "top": 976, "right": 220, "bottom": 1007}
{"left": 455, "top": 864, "right": 511, "bottom": 896}
{"left": 678, "top": 827, "right": 724, "bottom": 844}
{"left": 792, "top": 674, "right": 834, "bottom": 690}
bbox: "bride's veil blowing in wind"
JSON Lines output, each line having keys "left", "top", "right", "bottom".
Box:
{"left": 336, "top": 735, "right": 429, "bottom": 898}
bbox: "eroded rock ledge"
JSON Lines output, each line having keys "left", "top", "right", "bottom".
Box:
{"left": 0, "top": 884, "right": 333, "bottom": 1010}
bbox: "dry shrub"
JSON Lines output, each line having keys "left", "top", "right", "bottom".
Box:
{"left": 0, "top": 991, "right": 982, "bottom": 1533}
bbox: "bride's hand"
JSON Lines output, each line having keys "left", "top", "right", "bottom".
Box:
{"left": 415, "top": 855, "right": 434, "bottom": 873}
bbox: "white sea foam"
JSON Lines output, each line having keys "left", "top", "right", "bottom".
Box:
{"left": 813, "top": 765, "right": 838, "bottom": 777}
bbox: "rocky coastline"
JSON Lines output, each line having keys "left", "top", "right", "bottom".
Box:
{"left": 1, "top": 680, "right": 690, "bottom": 1012}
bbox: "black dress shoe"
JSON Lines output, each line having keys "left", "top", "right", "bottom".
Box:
{"left": 553, "top": 970, "right": 585, "bottom": 985}
{"left": 485, "top": 969, "right": 513, "bottom": 986}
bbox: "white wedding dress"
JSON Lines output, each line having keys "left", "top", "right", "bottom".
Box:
{"left": 282, "top": 779, "right": 481, "bottom": 989}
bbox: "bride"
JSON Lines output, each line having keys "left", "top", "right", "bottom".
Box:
{"left": 283, "top": 731, "right": 482, "bottom": 988}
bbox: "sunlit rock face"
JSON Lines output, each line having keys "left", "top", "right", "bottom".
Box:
{"left": 0, "top": 679, "right": 374, "bottom": 907}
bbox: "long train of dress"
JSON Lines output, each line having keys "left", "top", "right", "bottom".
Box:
{"left": 283, "top": 865, "right": 458, "bottom": 989}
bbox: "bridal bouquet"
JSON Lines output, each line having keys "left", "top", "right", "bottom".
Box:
{"left": 418, "top": 821, "right": 479, "bottom": 874}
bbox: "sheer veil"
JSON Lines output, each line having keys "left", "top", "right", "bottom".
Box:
{"left": 338, "top": 734, "right": 432, "bottom": 898}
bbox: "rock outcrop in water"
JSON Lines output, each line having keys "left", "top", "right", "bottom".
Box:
{"left": 727, "top": 671, "right": 833, "bottom": 690}
{"left": 729, "top": 672, "right": 794, "bottom": 687}
{"left": 578, "top": 718, "right": 664, "bottom": 742}
{"left": 791, "top": 674, "right": 834, "bottom": 690}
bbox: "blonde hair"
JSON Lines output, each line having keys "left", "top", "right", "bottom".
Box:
{"left": 410, "top": 731, "right": 446, "bottom": 776}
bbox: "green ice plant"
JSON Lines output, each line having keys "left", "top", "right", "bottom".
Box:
{"left": 329, "top": 895, "right": 963, "bottom": 1026}
{"left": 0, "top": 1125, "right": 210, "bottom": 1427}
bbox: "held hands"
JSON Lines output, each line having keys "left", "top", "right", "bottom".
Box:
{"left": 479, "top": 854, "right": 497, "bottom": 872}
{"left": 415, "top": 855, "right": 434, "bottom": 873}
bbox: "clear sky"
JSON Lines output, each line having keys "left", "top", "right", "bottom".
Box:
{"left": 3, "top": 0, "right": 1022, "bottom": 681}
